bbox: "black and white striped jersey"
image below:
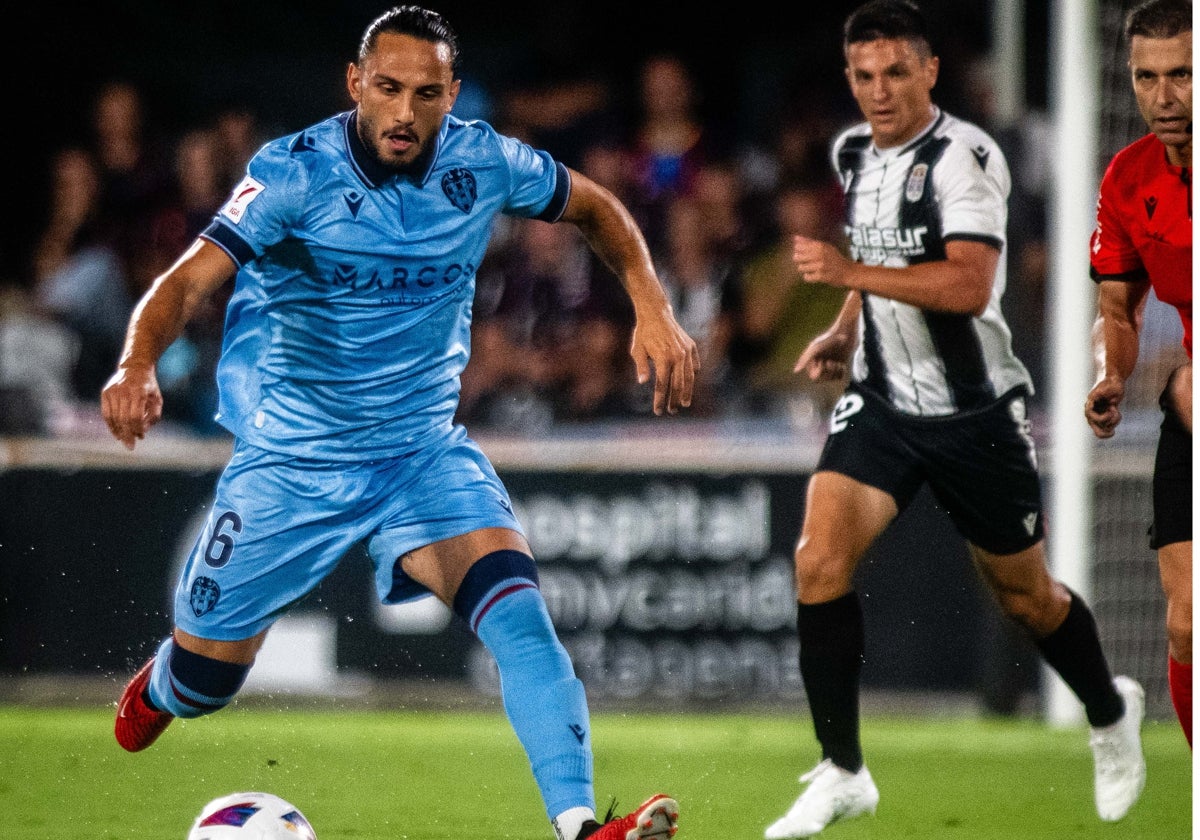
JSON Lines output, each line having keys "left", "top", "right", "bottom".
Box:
{"left": 832, "top": 108, "right": 1033, "bottom": 417}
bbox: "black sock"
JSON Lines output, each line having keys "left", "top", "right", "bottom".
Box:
{"left": 798, "top": 593, "right": 864, "bottom": 772}
{"left": 1034, "top": 590, "right": 1123, "bottom": 727}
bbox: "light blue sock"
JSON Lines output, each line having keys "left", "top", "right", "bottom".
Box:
{"left": 475, "top": 587, "right": 594, "bottom": 819}
{"left": 146, "top": 637, "right": 177, "bottom": 713}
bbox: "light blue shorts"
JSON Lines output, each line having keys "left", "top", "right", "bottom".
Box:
{"left": 174, "top": 425, "right": 523, "bottom": 641}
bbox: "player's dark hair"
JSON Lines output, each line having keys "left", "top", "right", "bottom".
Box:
{"left": 1125, "top": 0, "right": 1192, "bottom": 40}
{"left": 359, "top": 5, "right": 460, "bottom": 71}
{"left": 843, "top": 0, "right": 933, "bottom": 56}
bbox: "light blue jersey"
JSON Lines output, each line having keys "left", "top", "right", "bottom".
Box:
{"left": 201, "top": 111, "right": 570, "bottom": 460}
{"left": 174, "top": 111, "right": 561, "bottom": 632}
{"left": 166, "top": 102, "right": 602, "bottom": 824}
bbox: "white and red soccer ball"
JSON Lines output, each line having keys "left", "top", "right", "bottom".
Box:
{"left": 186, "top": 791, "right": 317, "bottom": 840}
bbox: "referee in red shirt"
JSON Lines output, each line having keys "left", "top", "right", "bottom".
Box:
{"left": 1087, "top": 0, "right": 1193, "bottom": 747}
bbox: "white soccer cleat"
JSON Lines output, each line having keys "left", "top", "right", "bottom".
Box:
{"left": 1089, "top": 675, "right": 1147, "bottom": 822}
{"left": 764, "top": 759, "right": 879, "bottom": 839}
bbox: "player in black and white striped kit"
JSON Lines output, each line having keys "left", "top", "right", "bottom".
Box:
{"left": 763, "top": 3, "right": 1147, "bottom": 838}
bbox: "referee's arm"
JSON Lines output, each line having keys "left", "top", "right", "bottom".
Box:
{"left": 1085, "top": 278, "right": 1151, "bottom": 438}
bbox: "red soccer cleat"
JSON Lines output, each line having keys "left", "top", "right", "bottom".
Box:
{"left": 114, "top": 657, "right": 174, "bottom": 752}
{"left": 583, "top": 794, "right": 679, "bottom": 840}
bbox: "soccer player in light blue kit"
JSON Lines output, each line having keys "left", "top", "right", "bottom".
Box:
{"left": 101, "top": 8, "right": 694, "bottom": 839}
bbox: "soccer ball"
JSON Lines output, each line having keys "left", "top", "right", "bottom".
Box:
{"left": 186, "top": 791, "right": 317, "bottom": 840}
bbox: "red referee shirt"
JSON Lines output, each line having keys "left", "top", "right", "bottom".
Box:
{"left": 1090, "top": 133, "right": 1193, "bottom": 357}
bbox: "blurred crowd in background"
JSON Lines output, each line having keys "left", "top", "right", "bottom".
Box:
{"left": 0, "top": 7, "right": 1180, "bottom": 442}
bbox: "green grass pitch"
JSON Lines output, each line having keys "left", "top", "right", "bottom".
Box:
{"left": 0, "top": 706, "right": 1190, "bottom": 838}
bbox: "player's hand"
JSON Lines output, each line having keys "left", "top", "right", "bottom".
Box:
{"left": 101, "top": 364, "right": 164, "bottom": 450}
{"left": 1085, "top": 376, "right": 1125, "bottom": 439}
{"left": 794, "top": 327, "right": 855, "bottom": 382}
{"left": 631, "top": 305, "right": 699, "bottom": 415}
{"left": 793, "top": 235, "right": 850, "bottom": 287}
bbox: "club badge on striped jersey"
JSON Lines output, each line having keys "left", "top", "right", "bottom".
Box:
{"left": 905, "top": 163, "right": 929, "bottom": 202}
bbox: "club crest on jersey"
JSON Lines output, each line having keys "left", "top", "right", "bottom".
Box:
{"left": 904, "top": 164, "right": 928, "bottom": 202}
{"left": 441, "top": 168, "right": 477, "bottom": 213}
{"left": 219, "top": 176, "right": 265, "bottom": 225}
{"left": 190, "top": 576, "right": 221, "bottom": 617}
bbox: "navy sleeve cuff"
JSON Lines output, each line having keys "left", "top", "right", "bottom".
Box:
{"left": 944, "top": 232, "right": 1003, "bottom": 252}
{"left": 533, "top": 162, "right": 571, "bottom": 223}
{"left": 201, "top": 220, "right": 257, "bottom": 268}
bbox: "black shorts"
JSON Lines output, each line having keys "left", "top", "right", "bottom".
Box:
{"left": 1150, "top": 379, "right": 1192, "bottom": 550}
{"left": 816, "top": 385, "right": 1045, "bottom": 555}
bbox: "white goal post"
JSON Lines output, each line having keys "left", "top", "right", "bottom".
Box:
{"left": 1045, "top": 0, "right": 1101, "bottom": 727}
{"left": 1043, "top": 0, "right": 1185, "bottom": 728}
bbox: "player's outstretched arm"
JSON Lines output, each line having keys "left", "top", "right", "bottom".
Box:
{"left": 101, "top": 239, "right": 236, "bottom": 449}
{"left": 1085, "top": 278, "right": 1150, "bottom": 439}
{"left": 557, "top": 167, "right": 699, "bottom": 415}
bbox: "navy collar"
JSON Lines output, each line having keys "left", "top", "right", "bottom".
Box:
{"left": 897, "top": 107, "right": 944, "bottom": 155}
{"left": 871, "top": 107, "right": 944, "bottom": 157}
{"left": 342, "top": 110, "right": 445, "bottom": 189}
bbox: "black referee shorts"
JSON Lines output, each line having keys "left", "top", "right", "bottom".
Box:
{"left": 1150, "top": 373, "right": 1192, "bottom": 550}
{"left": 816, "top": 385, "right": 1045, "bottom": 555}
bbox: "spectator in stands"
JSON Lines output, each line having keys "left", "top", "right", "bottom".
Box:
{"left": 0, "top": 283, "right": 79, "bottom": 435}
{"left": 30, "top": 147, "right": 133, "bottom": 402}
{"left": 460, "top": 218, "right": 635, "bottom": 428}
{"left": 211, "top": 103, "right": 268, "bottom": 196}
{"left": 742, "top": 103, "right": 847, "bottom": 196}
{"left": 147, "top": 129, "right": 227, "bottom": 271}
{"left": 88, "top": 80, "right": 174, "bottom": 299}
{"left": 689, "top": 157, "right": 752, "bottom": 259}
{"left": 655, "top": 173, "right": 743, "bottom": 416}
{"left": 624, "top": 53, "right": 730, "bottom": 255}
{"left": 578, "top": 138, "right": 643, "bottom": 231}
{"left": 497, "top": 74, "right": 617, "bottom": 169}
{"left": 722, "top": 177, "right": 848, "bottom": 422}
{"left": 147, "top": 128, "right": 231, "bottom": 435}
{"left": 28, "top": 81, "right": 169, "bottom": 410}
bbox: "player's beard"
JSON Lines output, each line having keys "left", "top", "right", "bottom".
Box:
{"left": 357, "top": 111, "right": 429, "bottom": 175}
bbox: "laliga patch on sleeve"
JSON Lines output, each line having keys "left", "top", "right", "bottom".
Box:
{"left": 220, "top": 176, "right": 266, "bottom": 224}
